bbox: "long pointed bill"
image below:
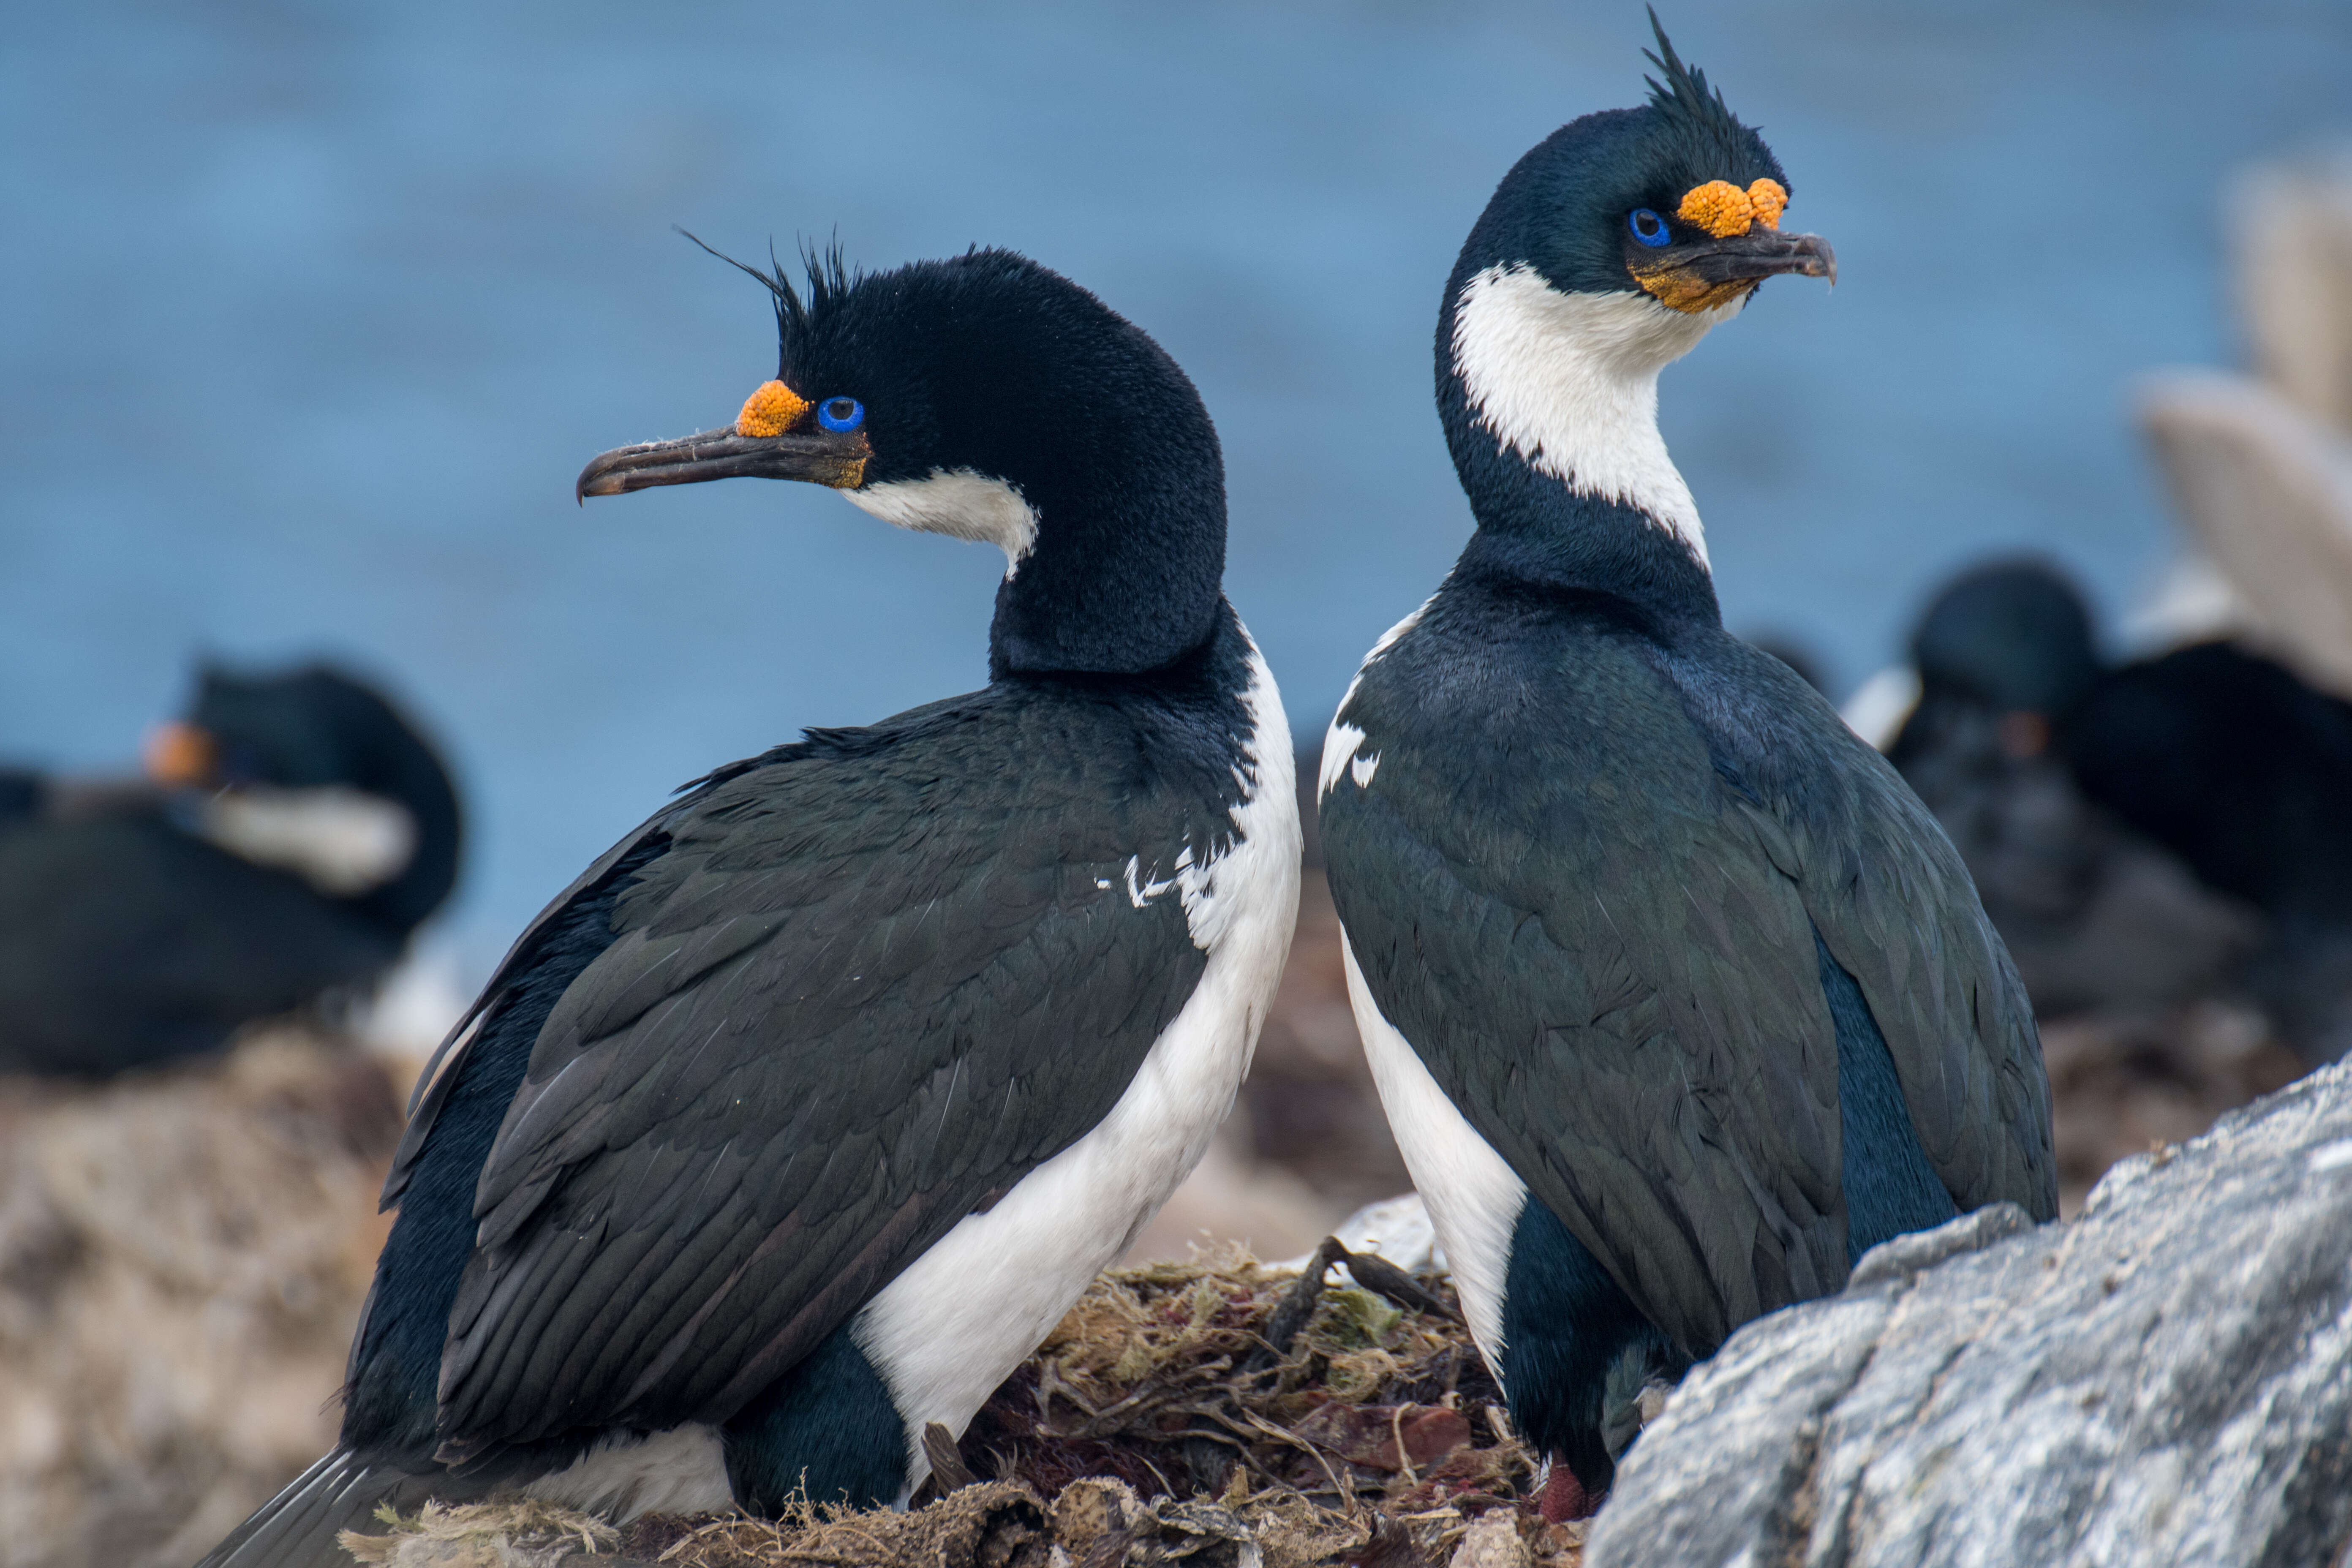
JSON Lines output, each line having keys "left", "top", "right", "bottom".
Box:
{"left": 1631, "top": 230, "right": 1838, "bottom": 314}
{"left": 575, "top": 426, "right": 870, "bottom": 501}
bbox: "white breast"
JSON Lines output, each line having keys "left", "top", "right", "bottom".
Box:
{"left": 851, "top": 631, "right": 1302, "bottom": 1497}
{"left": 1340, "top": 931, "right": 1525, "bottom": 1381}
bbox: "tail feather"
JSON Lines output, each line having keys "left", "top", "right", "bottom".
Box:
{"left": 194, "top": 1448, "right": 443, "bottom": 1568}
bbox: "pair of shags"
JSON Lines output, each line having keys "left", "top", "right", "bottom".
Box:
{"left": 196, "top": 16, "right": 2047, "bottom": 1568}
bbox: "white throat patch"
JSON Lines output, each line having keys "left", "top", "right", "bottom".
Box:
{"left": 192, "top": 785, "right": 417, "bottom": 897}
{"left": 844, "top": 468, "right": 1039, "bottom": 575}
{"left": 1450, "top": 262, "right": 1740, "bottom": 569}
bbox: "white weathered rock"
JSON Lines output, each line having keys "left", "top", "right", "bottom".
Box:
{"left": 1588, "top": 1062, "right": 2352, "bottom": 1568}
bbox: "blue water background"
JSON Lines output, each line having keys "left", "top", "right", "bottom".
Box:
{"left": 4, "top": 0, "right": 2349, "bottom": 970}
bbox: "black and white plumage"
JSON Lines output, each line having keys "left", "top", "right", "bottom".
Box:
{"left": 200, "top": 248, "right": 1298, "bottom": 1567}
{"left": 0, "top": 663, "right": 461, "bottom": 1075}
{"left": 1317, "top": 22, "right": 2056, "bottom": 1514}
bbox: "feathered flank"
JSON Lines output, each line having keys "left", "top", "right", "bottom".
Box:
{"left": 1640, "top": 9, "right": 1771, "bottom": 187}
{"left": 675, "top": 228, "right": 856, "bottom": 383}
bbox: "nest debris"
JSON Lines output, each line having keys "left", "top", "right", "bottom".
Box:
{"left": 340, "top": 1243, "right": 1583, "bottom": 1568}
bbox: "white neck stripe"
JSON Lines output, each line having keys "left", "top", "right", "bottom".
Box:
{"left": 1449, "top": 263, "right": 1733, "bottom": 570}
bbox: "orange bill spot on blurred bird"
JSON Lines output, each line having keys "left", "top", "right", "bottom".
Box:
{"left": 735, "top": 380, "right": 809, "bottom": 438}
{"left": 144, "top": 721, "right": 218, "bottom": 787}
{"left": 1746, "top": 179, "right": 1787, "bottom": 231}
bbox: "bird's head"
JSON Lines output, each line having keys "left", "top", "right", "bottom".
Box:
{"left": 144, "top": 664, "right": 462, "bottom": 919}
{"left": 1438, "top": 13, "right": 1834, "bottom": 587}
{"left": 578, "top": 245, "right": 1228, "bottom": 677}
{"left": 1454, "top": 12, "right": 1832, "bottom": 336}
{"left": 147, "top": 665, "right": 407, "bottom": 792}
{"left": 1911, "top": 561, "right": 2102, "bottom": 754}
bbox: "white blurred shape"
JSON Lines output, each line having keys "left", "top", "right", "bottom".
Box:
{"left": 2139, "top": 369, "right": 2352, "bottom": 700}
{"left": 356, "top": 942, "right": 472, "bottom": 1085}
{"left": 2120, "top": 550, "right": 2252, "bottom": 654}
{"left": 193, "top": 786, "right": 415, "bottom": 896}
{"left": 1839, "top": 664, "right": 1923, "bottom": 752}
{"left": 2235, "top": 151, "right": 2352, "bottom": 433}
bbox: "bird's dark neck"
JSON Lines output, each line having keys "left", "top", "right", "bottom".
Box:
{"left": 1433, "top": 284, "right": 1720, "bottom": 631}
{"left": 1438, "top": 395, "right": 1721, "bottom": 630}
{"left": 346, "top": 732, "right": 463, "bottom": 934}
{"left": 984, "top": 455, "right": 1229, "bottom": 680}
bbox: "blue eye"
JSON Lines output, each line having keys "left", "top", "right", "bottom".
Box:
{"left": 1628, "top": 208, "right": 1671, "bottom": 248}
{"left": 817, "top": 396, "right": 865, "bottom": 433}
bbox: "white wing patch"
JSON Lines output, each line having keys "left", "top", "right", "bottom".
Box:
{"left": 1320, "top": 596, "right": 1435, "bottom": 801}
{"left": 1319, "top": 721, "right": 1370, "bottom": 799}
{"left": 1124, "top": 852, "right": 1178, "bottom": 909}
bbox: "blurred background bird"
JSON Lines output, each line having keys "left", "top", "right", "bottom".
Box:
{"left": 0, "top": 662, "right": 461, "bottom": 1076}
{"left": 1878, "top": 559, "right": 2352, "bottom": 1062}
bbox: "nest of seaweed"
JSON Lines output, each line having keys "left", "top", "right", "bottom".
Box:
{"left": 341, "top": 1241, "right": 1583, "bottom": 1568}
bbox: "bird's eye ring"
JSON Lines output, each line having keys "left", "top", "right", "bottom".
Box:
{"left": 1628, "top": 208, "right": 1671, "bottom": 248}
{"left": 817, "top": 397, "right": 865, "bottom": 433}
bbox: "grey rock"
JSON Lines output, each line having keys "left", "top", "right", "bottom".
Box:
{"left": 1587, "top": 1063, "right": 2352, "bottom": 1568}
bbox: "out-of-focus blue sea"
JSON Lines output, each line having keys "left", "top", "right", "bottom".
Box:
{"left": 4, "top": 0, "right": 2349, "bottom": 969}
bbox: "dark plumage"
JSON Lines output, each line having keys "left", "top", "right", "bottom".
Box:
{"left": 0, "top": 664, "right": 461, "bottom": 1076}
{"left": 1890, "top": 559, "right": 2352, "bottom": 1058}
{"left": 1318, "top": 19, "right": 2054, "bottom": 1514}
{"left": 201, "top": 246, "right": 1298, "bottom": 1568}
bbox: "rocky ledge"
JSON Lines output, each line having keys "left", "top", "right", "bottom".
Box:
{"left": 1588, "top": 1061, "right": 2352, "bottom": 1568}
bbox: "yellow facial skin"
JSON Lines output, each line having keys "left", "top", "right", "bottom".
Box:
{"left": 735, "top": 379, "right": 810, "bottom": 438}
{"left": 1631, "top": 177, "right": 1795, "bottom": 314}
{"left": 1629, "top": 267, "right": 1759, "bottom": 315}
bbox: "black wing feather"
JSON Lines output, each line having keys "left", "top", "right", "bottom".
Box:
{"left": 363, "top": 681, "right": 1233, "bottom": 1465}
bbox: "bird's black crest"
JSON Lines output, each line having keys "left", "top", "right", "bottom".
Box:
{"left": 676, "top": 228, "right": 857, "bottom": 382}
{"left": 1640, "top": 9, "right": 1759, "bottom": 167}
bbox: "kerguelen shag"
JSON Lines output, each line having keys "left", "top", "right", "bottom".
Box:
{"left": 198, "top": 245, "right": 1301, "bottom": 1567}
{"left": 1317, "top": 17, "right": 2058, "bottom": 1518}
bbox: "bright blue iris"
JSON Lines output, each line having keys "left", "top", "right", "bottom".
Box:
{"left": 817, "top": 396, "right": 865, "bottom": 433}
{"left": 1628, "top": 208, "right": 1671, "bottom": 248}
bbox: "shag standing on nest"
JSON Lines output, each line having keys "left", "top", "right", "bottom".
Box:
{"left": 199, "top": 244, "right": 1298, "bottom": 1568}
{"left": 1316, "top": 18, "right": 2058, "bottom": 1518}
{"left": 0, "top": 664, "right": 461, "bottom": 1076}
